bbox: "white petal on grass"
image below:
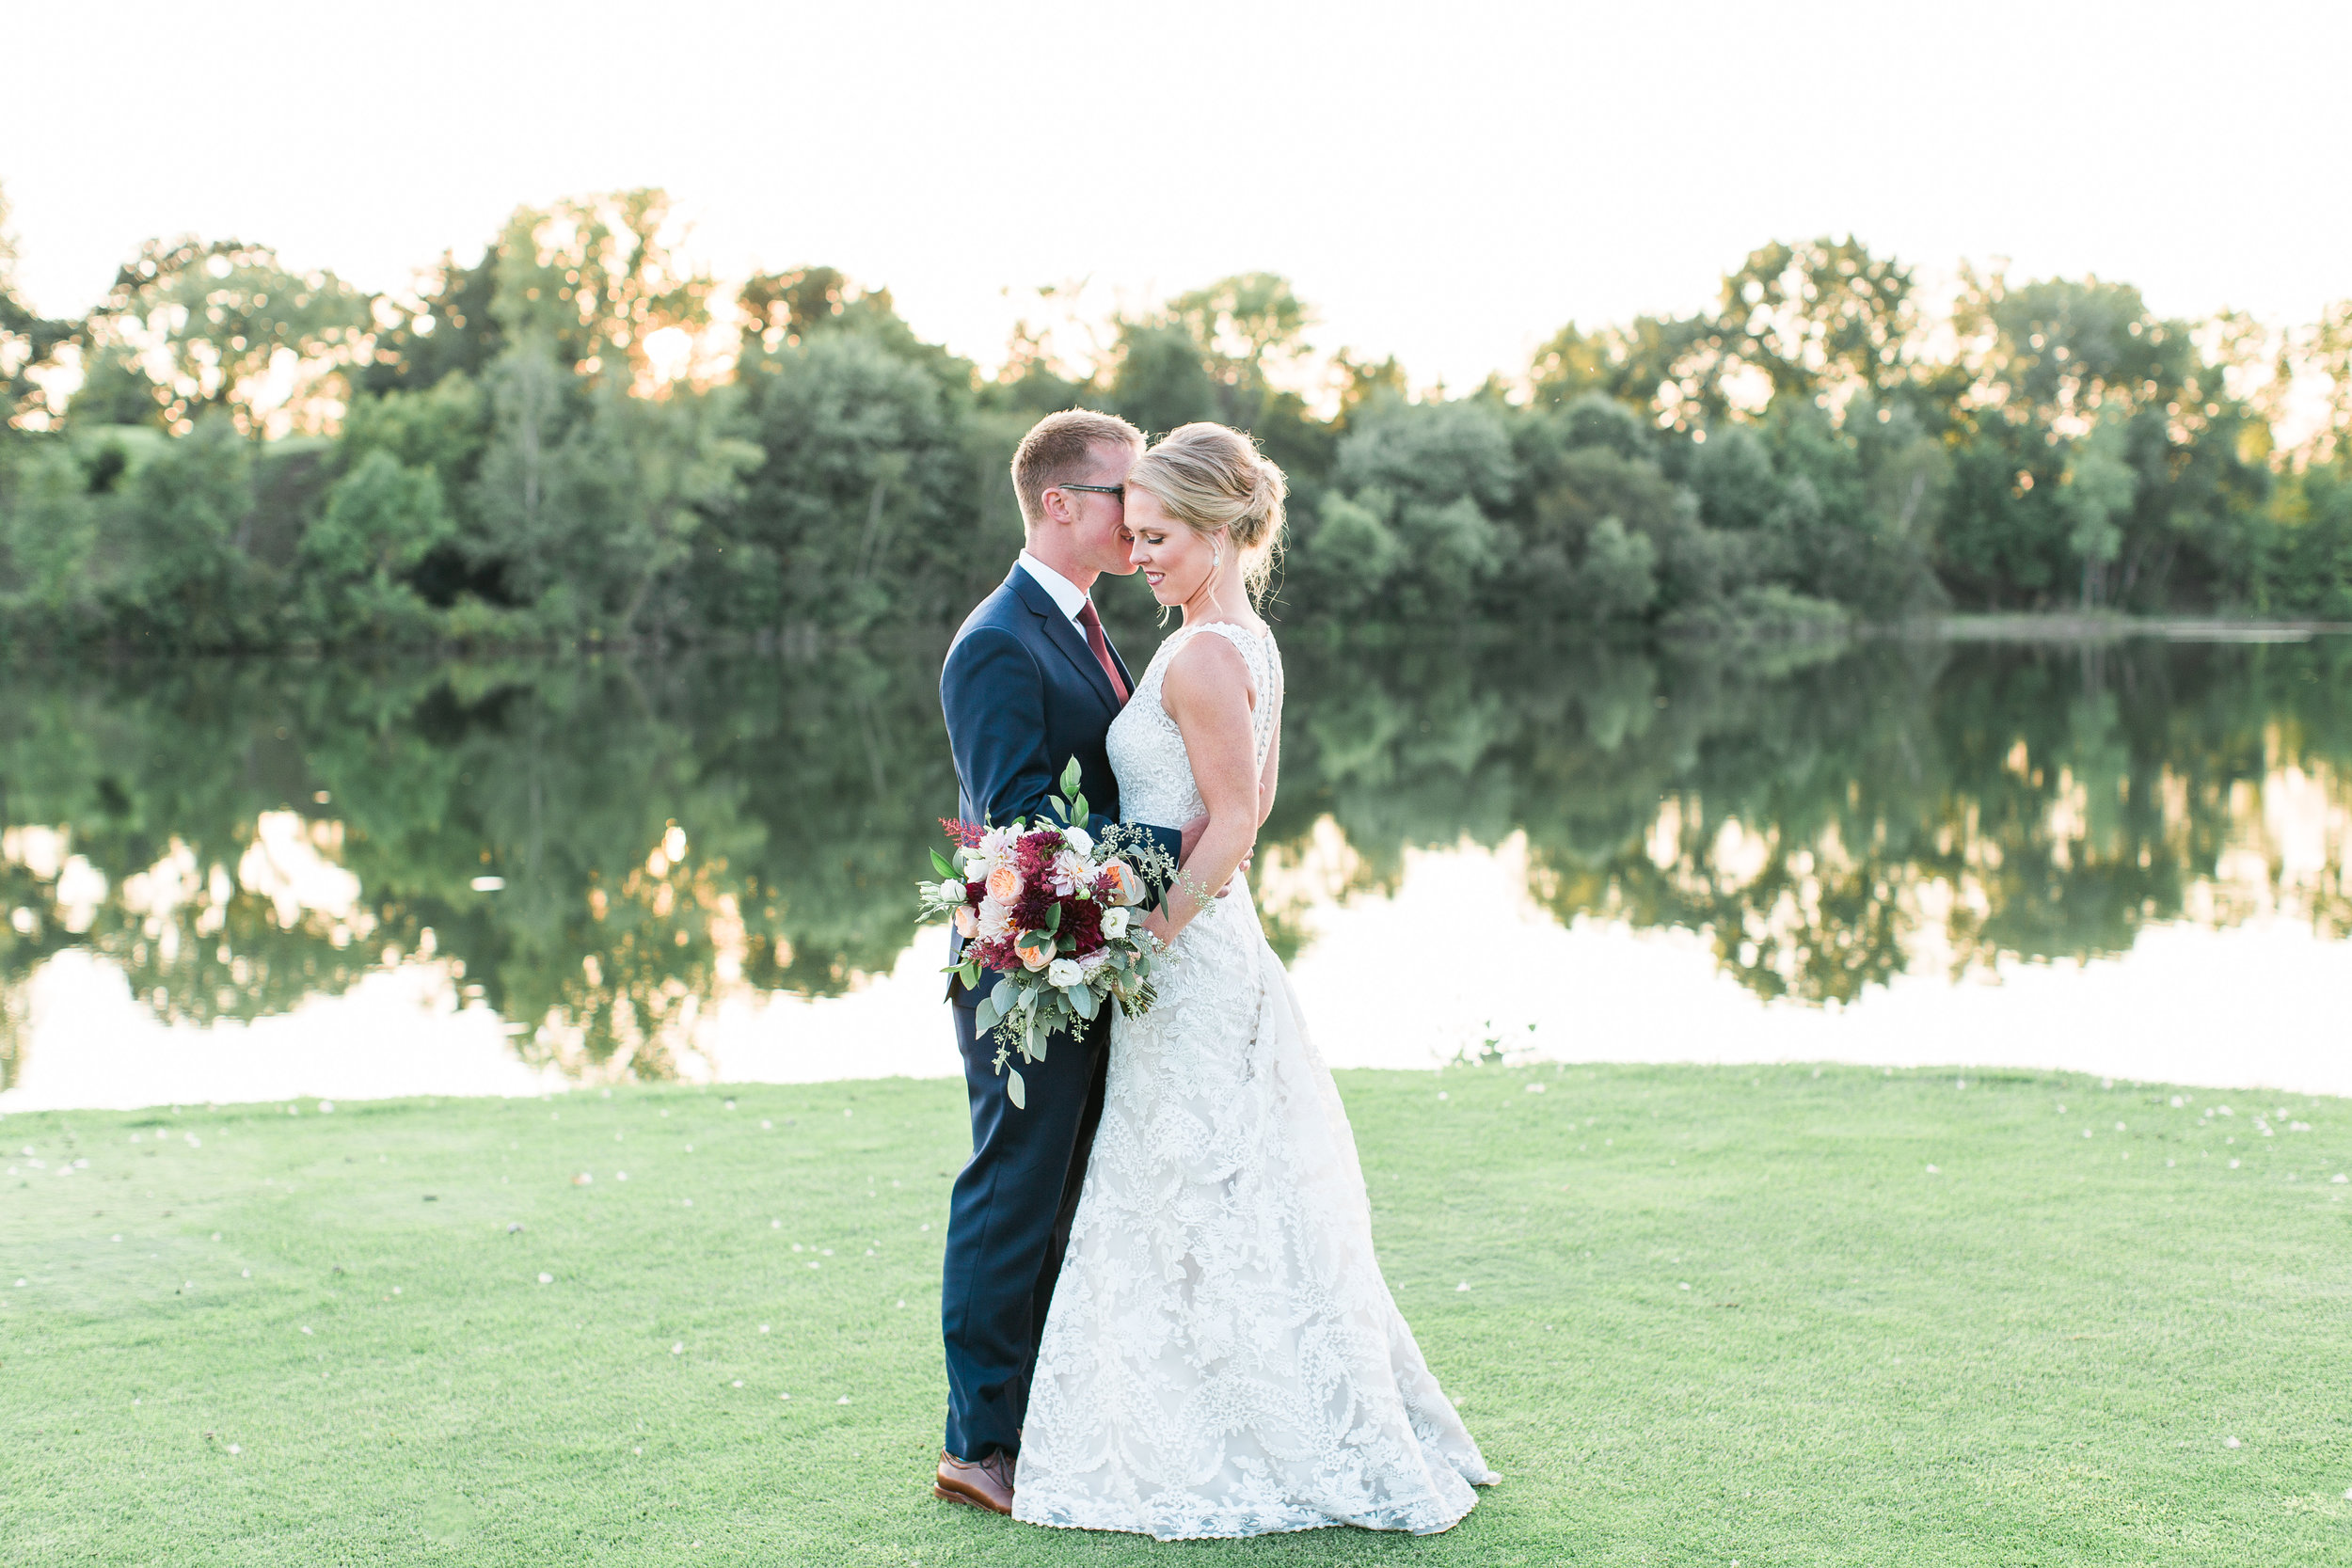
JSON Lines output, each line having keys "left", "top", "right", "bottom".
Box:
{"left": 837, "top": 1396, "right": 851, "bottom": 1405}
{"left": 2225, "top": 1436, "right": 2241, "bottom": 1449}
{"left": 671, "top": 1343, "right": 684, "bottom": 1354}
{"left": 300, "top": 1325, "right": 312, "bottom": 1335}
{"left": 759, "top": 1323, "right": 770, "bottom": 1333}
{"left": 538, "top": 1274, "right": 553, "bottom": 1285}
{"left": 732, "top": 1380, "right": 744, "bottom": 1387}
{"left": 227, "top": 1444, "right": 241, "bottom": 1454}
{"left": 1456, "top": 1281, "right": 1470, "bottom": 1292}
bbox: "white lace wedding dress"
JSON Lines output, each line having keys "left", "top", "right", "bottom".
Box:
{"left": 1012, "top": 620, "right": 1496, "bottom": 1540}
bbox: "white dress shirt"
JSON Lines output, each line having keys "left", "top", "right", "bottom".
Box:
{"left": 1016, "top": 550, "right": 1092, "bottom": 629}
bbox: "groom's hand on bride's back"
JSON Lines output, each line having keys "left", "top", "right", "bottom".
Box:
{"left": 1179, "top": 812, "right": 1250, "bottom": 897}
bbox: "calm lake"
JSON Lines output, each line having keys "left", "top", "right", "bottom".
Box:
{"left": 3, "top": 630, "right": 2346, "bottom": 1112}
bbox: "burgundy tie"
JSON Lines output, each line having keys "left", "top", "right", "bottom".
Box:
{"left": 1074, "top": 599, "right": 1129, "bottom": 704}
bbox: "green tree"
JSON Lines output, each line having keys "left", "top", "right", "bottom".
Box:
{"left": 296, "top": 450, "right": 453, "bottom": 639}
{"left": 358, "top": 249, "right": 504, "bottom": 397}
{"left": 472, "top": 336, "right": 757, "bottom": 636}
{"left": 95, "top": 414, "right": 259, "bottom": 643}
{"left": 487, "top": 190, "right": 713, "bottom": 384}
{"left": 72, "top": 238, "right": 373, "bottom": 436}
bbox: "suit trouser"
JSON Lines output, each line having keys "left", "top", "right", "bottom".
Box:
{"left": 940, "top": 998, "right": 1114, "bottom": 1462}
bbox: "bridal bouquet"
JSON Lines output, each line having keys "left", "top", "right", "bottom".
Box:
{"left": 922, "top": 759, "right": 1172, "bottom": 1109}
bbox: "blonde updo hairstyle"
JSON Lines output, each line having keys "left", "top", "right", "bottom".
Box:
{"left": 1125, "top": 422, "right": 1287, "bottom": 607}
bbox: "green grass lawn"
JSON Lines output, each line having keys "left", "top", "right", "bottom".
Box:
{"left": 4, "top": 1063, "right": 2348, "bottom": 1565}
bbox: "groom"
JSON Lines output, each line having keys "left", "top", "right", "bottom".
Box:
{"left": 931, "top": 410, "right": 1192, "bottom": 1514}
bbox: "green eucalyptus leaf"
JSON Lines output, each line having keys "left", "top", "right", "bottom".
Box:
{"left": 991, "top": 977, "right": 1016, "bottom": 1014}
{"left": 1007, "top": 1068, "right": 1025, "bottom": 1110}
{"left": 1046, "top": 902, "right": 1063, "bottom": 932}
{"left": 974, "top": 998, "right": 1001, "bottom": 1034}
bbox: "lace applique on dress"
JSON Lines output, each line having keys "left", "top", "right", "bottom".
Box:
{"left": 1014, "top": 620, "right": 1496, "bottom": 1541}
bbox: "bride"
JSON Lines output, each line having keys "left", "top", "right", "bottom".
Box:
{"left": 1011, "top": 423, "right": 1497, "bottom": 1540}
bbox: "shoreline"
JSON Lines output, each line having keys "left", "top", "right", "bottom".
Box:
{"left": 0, "top": 612, "right": 2348, "bottom": 667}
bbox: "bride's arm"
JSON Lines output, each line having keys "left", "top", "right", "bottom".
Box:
{"left": 1257, "top": 709, "right": 1280, "bottom": 828}
{"left": 1141, "top": 635, "right": 1261, "bottom": 945}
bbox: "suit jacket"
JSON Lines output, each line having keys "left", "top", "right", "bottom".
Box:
{"left": 939, "top": 565, "right": 1182, "bottom": 1005}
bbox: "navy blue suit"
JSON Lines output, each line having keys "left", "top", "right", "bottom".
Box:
{"left": 936, "top": 565, "right": 1181, "bottom": 1463}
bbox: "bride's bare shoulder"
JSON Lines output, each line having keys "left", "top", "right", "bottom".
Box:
{"left": 1161, "top": 626, "right": 1259, "bottom": 712}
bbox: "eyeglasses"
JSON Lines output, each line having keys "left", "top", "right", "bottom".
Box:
{"left": 1057, "top": 483, "right": 1125, "bottom": 499}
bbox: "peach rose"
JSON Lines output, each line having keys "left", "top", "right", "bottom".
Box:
{"left": 1017, "top": 940, "right": 1052, "bottom": 971}
{"left": 985, "top": 864, "right": 1024, "bottom": 902}
{"left": 953, "top": 905, "right": 977, "bottom": 939}
{"left": 1099, "top": 860, "right": 1146, "bottom": 907}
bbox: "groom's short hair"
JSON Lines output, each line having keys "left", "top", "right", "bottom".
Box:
{"left": 1012, "top": 409, "right": 1143, "bottom": 531}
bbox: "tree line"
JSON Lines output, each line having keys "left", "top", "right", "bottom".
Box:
{"left": 2, "top": 186, "right": 2350, "bottom": 650}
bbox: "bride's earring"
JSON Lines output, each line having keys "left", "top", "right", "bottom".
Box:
{"left": 1211, "top": 541, "right": 1223, "bottom": 572}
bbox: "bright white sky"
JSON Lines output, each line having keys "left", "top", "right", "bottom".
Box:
{"left": 8, "top": 1, "right": 2349, "bottom": 393}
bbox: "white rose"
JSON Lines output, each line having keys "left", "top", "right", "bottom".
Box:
{"left": 1046, "top": 958, "right": 1084, "bottom": 988}
{"left": 1101, "top": 906, "right": 1131, "bottom": 939}
{"left": 1060, "top": 826, "right": 1093, "bottom": 858}
{"left": 936, "top": 879, "right": 968, "bottom": 903}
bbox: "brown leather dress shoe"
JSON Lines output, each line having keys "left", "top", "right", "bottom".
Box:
{"left": 934, "top": 1449, "right": 1015, "bottom": 1515}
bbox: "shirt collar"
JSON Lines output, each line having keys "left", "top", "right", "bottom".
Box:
{"left": 1016, "top": 550, "right": 1090, "bottom": 626}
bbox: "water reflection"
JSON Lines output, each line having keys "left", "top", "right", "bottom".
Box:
{"left": 2, "top": 634, "right": 2346, "bottom": 1105}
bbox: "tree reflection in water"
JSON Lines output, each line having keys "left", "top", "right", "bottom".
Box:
{"left": 2, "top": 633, "right": 2346, "bottom": 1091}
